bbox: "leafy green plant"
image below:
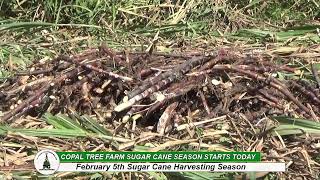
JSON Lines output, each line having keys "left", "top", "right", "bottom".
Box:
{"left": 271, "top": 116, "right": 320, "bottom": 136}
{"left": 0, "top": 113, "right": 118, "bottom": 141}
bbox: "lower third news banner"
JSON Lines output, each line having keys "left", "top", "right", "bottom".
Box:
{"left": 34, "top": 150, "right": 286, "bottom": 175}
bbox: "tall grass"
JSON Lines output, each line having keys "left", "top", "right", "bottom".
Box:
{"left": 1, "top": 0, "right": 318, "bottom": 31}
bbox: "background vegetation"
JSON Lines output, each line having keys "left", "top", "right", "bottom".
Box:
{"left": 1, "top": 0, "right": 319, "bottom": 76}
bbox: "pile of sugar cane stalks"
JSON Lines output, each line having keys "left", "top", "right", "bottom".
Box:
{"left": 0, "top": 44, "right": 320, "bottom": 179}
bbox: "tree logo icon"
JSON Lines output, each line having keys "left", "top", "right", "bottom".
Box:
{"left": 42, "top": 153, "right": 51, "bottom": 169}
{"left": 34, "top": 150, "right": 60, "bottom": 175}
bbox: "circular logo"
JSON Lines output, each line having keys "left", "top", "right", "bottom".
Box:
{"left": 34, "top": 150, "right": 60, "bottom": 175}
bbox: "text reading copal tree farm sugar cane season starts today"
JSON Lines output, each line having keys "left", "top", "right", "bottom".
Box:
{"left": 57, "top": 152, "right": 260, "bottom": 163}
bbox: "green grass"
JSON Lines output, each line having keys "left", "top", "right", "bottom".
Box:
{"left": 271, "top": 116, "right": 320, "bottom": 136}
{"left": 0, "top": 0, "right": 319, "bottom": 74}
